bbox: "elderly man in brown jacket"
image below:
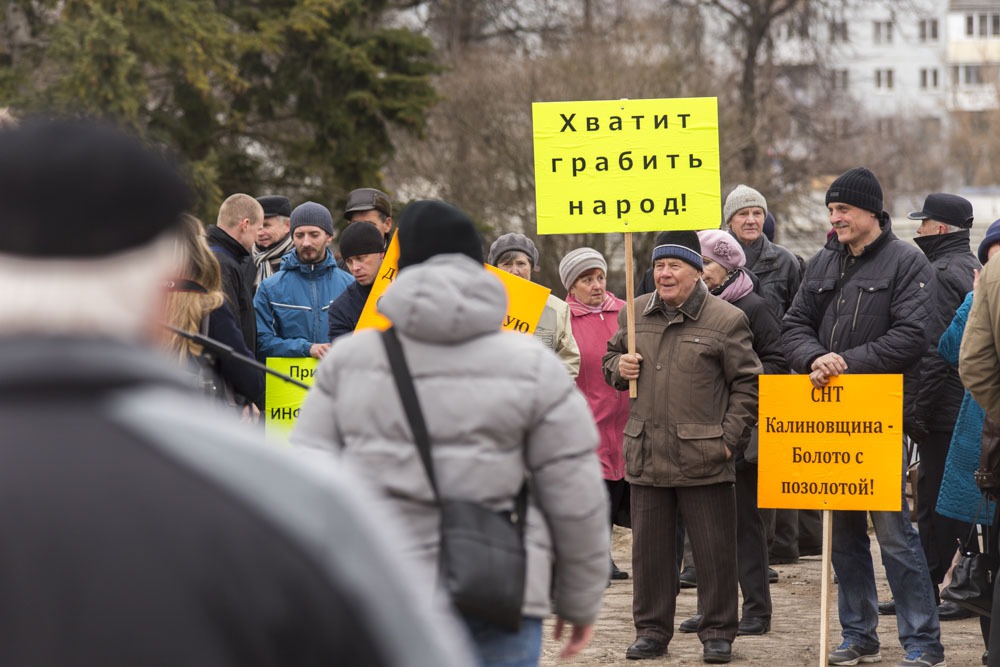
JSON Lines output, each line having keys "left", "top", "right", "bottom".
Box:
{"left": 603, "top": 231, "right": 761, "bottom": 664}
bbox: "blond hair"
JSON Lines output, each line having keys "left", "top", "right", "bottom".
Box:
{"left": 217, "top": 193, "right": 263, "bottom": 231}
{"left": 163, "top": 214, "right": 225, "bottom": 360}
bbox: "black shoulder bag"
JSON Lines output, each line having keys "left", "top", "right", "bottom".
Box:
{"left": 381, "top": 327, "right": 528, "bottom": 631}
{"left": 940, "top": 494, "right": 996, "bottom": 617}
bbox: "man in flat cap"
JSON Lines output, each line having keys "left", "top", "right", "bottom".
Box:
{"left": 328, "top": 221, "right": 386, "bottom": 341}
{"left": 344, "top": 187, "right": 393, "bottom": 244}
{"left": 255, "top": 201, "right": 354, "bottom": 359}
{"left": 906, "top": 193, "right": 980, "bottom": 621}
{"left": 0, "top": 117, "right": 472, "bottom": 666}
{"left": 252, "top": 194, "right": 293, "bottom": 287}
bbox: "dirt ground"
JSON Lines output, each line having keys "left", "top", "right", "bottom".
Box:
{"left": 541, "top": 527, "right": 986, "bottom": 666}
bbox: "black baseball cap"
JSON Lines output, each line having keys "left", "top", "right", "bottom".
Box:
{"left": 907, "top": 193, "right": 973, "bottom": 229}
{"left": 344, "top": 188, "right": 391, "bottom": 219}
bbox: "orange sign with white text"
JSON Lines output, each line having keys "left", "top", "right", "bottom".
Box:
{"left": 758, "top": 374, "right": 903, "bottom": 511}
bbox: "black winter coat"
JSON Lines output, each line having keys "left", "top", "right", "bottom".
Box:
{"left": 740, "top": 235, "right": 803, "bottom": 321}
{"left": 912, "top": 230, "right": 980, "bottom": 433}
{"left": 327, "top": 280, "right": 372, "bottom": 341}
{"left": 781, "top": 219, "right": 932, "bottom": 413}
{"left": 207, "top": 225, "right": 258, "bottom": 355}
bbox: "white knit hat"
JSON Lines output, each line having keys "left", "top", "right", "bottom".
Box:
{"left": 723, "top": 185, "right": 768, "bottom": 226}
{"left": 558, "top": 247, "right": 607, "bottom": 291}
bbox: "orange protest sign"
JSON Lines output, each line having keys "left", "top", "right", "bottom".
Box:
{"left": 354, "top": 237, "right": 550, "bottom": 335}
{"left": 354, "top": 233, "right": 401, "bottom": 332}
{"left": 758, "top": 374, "right": 903, "bottom": 512}
{"left": 483, "top": 264, "right": 550, "bottom": 335}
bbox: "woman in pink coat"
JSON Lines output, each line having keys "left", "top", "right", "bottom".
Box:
{"left": 559, "top": 247, "right": 631, "bottom": 580}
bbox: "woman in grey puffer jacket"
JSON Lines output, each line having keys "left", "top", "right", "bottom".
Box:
{"left": 291, "top": 200, "right": 609, "bottom": 666}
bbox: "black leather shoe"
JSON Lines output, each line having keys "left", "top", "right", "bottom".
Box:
{"left": 737, "top": 616, "right": 771, "bottom": 635}
{"left": 611, "top": 562, "right": 630, "bottom": 580}
{"left": 768, "top": 567, "right": 779, "bottom": 583}
{"left": 937, "top": 599, "right": 973, "bottom": 620}
{"left": 703, "top": 638, "right": 732, "bottom": 664}
{"left": 626, "top": 637, "right": 667, "bottom": 660}
{"left": 679, "top": 566, "right": 697, "bottom": 589}
{"left": 679, "top": 614, "right": 702, "bottom": 633}
{"left": 877, "top": 599, "right": 896, "bottom": 615}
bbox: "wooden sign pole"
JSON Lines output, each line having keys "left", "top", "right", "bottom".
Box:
{"left": 624, "top": 232, "right": 637, "bottom": 398}
{"left": 819, "top": 509, "right": 833, "bottom": 667}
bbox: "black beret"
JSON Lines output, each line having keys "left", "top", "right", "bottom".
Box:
{"left": 256, "top": 195, "right": 292, "bottom": 218}
{"left": 0, "top": 118, "right": 191, "bottom": 257}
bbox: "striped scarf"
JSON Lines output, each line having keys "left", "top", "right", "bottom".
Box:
{"left": 253, "top": 235, "right": 294, "bottom": 287}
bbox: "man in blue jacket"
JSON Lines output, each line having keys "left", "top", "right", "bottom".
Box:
{"left": 255, "top": 202, "right": 354, "bottom": 359}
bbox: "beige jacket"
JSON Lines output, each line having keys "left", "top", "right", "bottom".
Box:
{"left": 535, "top": 294, "right": 580, "bottom": 378}
{"left": 960, "top": 255, "right": 1000, "bottom": 423}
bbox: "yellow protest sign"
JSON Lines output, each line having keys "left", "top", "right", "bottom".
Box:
{"left": 483, "top": 264, "right": 550, "bottom": 334}
{"left": 355, "top": 236, "right": 550, "bottom": 335}
{"left": 758, "top": 375, "right": 903, "bottom": 512}
{"left": 355, "top": 233, "right": 401, "bottom": 332}
{"left": 263, "top": 357, "right": 316, "bottom": 437}
{"left": 532, "top": 97, "right": 721, "bottom": 235}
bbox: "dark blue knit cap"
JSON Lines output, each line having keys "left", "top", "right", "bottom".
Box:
{"left": 651, "top": 230, "right": 703, "bottom": 271}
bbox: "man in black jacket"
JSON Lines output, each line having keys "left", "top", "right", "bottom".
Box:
{"left": 208, "top": 193, "right": 263, "bottom": 355}
{"left": 782, "top": 167, "right": 944, "bottom": 667}
{"left": 0, "top": 118, "right": 473, "bottom": 667}
{"left": 328, "top": 218, "right": 386, "bottom": 340}
{"left": 908, "top": 193, "right": 980, "bottom": 620}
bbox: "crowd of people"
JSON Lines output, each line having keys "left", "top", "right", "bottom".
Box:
{"left": 5, "top": 111, "right": 1000, "bottom": 667}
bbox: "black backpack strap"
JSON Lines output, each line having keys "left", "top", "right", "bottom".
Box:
{"left": 381, "top": 327, "right": 440, "bottom": 499}
{"left": 381, "top": 327, "right": 528, "bottom": 529}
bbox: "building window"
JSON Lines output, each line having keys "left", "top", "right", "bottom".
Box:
{"left": 967, "top": 14, "right": 975, "bottom": 36}
{"left": 873, "top": 20, "right": 893, "bottom": 44}
{"left": 993, "top": 13, "right": 1000, "bottom": 36}
{"left": 919, "top": 19, "right": 938, "bottom": 42}
{"left": 953, "top": 64, "right": 984, "bottom": 86}
{"left": 830, "top": 20, "right": 848, "bottom": 43}
{"left": 832, "top": 69, "right": 849, "bottom": 90}
{"left": 920, "top": 68, "right": 939, "bottom": 89}
{"left": 980, "top": 13, "right": 989, "bottom": 36}
{"left": 875, "top": 68, "right": 894, "bottom": 89}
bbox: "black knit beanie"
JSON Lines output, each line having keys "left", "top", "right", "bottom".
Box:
{"left": 339, "top": 220, "right": 386, "bottom": 259}
{"left": 396, "top": 200, "right": 483, "bottom": 270}
{"left": 825, "top": 167, "right": 883, "bottom": 214}
{"left": 0, "top": 118, "right": 191, "bottom": 257}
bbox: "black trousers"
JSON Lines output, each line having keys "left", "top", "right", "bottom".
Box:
{"left": 632, "top": 483, "right": 738, "bottom": 645}
{"left": 917, "top": 429, "right": 973, "bottom": 584}
{"left": 681, "top": 463, "right": 771, "bottom": 621}
{"left": 735, "top": 461, "right": 772, "bottom": 620}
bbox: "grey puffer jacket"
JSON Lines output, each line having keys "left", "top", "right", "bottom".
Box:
{"left": 291, "top": 254, "right": 609, "bottom": 625}
{"left": 782, "top": 217, "right": 932, "bottom": 380}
